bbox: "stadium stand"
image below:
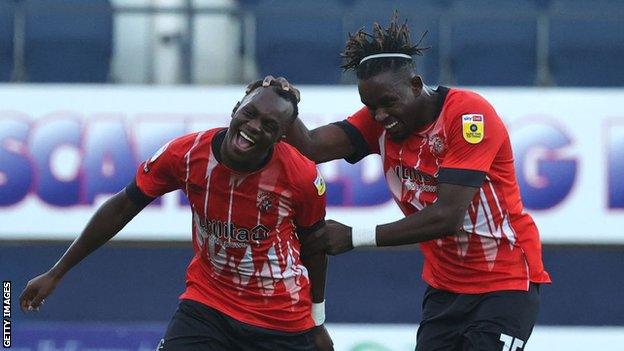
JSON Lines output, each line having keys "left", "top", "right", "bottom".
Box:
{"left": 448, "top": 0, "right": 539, "bottom": 86}
{"left": 252, "top": 0, "right": 345, "bottom": 84}
{"left": 0, "top": 1, "right": 14, "bottom": 82}
{"left": 548, "top": 0, "right": 624, "bottom": 86}
{"left": 23, "top": 0, "right": 113, "bottom": 83}
{"left": 0, "top": 0, "right": 623, "bottom": 86}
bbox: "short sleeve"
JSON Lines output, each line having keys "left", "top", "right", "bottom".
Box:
{"left": 294, "top": 166, "right": 327, "bottom": 229}
{"left": 135, "top": 135, "right": 192, "bottom": 197}
{"left": 338, "top": 107, "right": 384, "bottom": 163}
{"left": 439, "top": 96, "right": 507, "bottom": 185}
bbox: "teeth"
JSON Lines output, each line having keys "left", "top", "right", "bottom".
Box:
{"left": 240, "top": 131, "right": 255, "bottom": 144}
{"left": 384, "top": 121, "right": 398, "bottom": 129}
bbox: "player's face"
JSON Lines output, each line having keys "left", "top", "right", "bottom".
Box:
{"left": 224, "top": 88, "right": 293, "bottom": 165}
{"left": 358, "top": 70, "right": 426, "bottom": 141}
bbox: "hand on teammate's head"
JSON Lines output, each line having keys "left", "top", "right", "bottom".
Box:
{"left": 246, "top": 75, "right": 300, "bottom": 102}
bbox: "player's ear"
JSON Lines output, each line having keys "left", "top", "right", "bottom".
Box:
{"left": 410, "top": 75, "right": 424, "bottom": 97}
{"left": 231, "top": 101, "right": 241, "bottom": 118}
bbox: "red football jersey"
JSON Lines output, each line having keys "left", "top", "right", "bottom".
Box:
{"left": 135, "top": 128, "right": 326, "bottom": 332}
{"left": 344, "top": 87, "right": 551, "bottom": 293}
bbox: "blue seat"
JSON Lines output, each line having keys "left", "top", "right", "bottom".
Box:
{"left": 24, "top": 0, "right": 113, "bottom": 83}
{"left": 549, "top": 0, "right": 624, "bottom": 86}
{"left": 448, "top": 0, "right": 538, "bottom": 86}
{"left": 253, "top": 0, "right": 345, "bottom": 84}
{"left": 0, "top": 1, "right": 14, "bottom": 81}
{"left": 343, "top": 0, "right": 444, "bottom": 84}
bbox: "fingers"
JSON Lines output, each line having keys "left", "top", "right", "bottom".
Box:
{"left": 245, "top": 79, "right": 263, "bottom": 94}
{"left": 262, "top": 75, "right": 275, "bottom": 87}
{"left": 19, "top": 284, "right": 48, "bottom": 312}
{"left": 251, "top": 75, "right": 301, "bottom": 102}
{"left": 29, "top": 293, "right": 46, "bottom": 311}
{"left": 19, "top": 286, "right": 41, "bottom": 312}
{"left": 19, "top": 288, "right": 32, "bottom": 312}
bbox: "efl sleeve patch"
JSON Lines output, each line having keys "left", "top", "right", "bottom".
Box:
{"left": 313, "top": 171, "right": 326, "bottom": 196}
{"left": 462, "top": 114, "right": 484, "bottom": 144}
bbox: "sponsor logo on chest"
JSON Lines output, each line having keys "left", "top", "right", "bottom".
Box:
{"left": 394, "top": 165, "right": 438, "bottom": 193}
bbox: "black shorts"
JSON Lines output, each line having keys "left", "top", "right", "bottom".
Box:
{"left": 157, "top": 299, "right": 316, "bottom": 351}
{"left": 416, "top": 284, "right": 540, "bottom": 351}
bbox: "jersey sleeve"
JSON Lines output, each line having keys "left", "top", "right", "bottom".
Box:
{"left": 134, "top": 134, "right": 194, "bottom": 198}
{"left": 293, "top": 165, "right": 327, "bottom": 230}
{"left": 439, "top": 94, "right": 507, "bottom": 187}
{"left": 334, "top": 106, "right": 383, "bottom": 164}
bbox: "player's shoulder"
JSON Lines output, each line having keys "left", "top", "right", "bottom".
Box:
{"left": 443, "top": 88, "right": 502, "bottom": 125}
{"left": 274, "top": 141, "right": 317, "bottom": 172}
{"left": 445, "top": 88, "right": 496, "bottom": 112}
{"left": 157, "top": 128, "right": 223, "bottom": 158}
{"left": 274, "top": 142, "right": 323, "bottom": 190}
{"left": 273, "top": 142, "right": 324, "bottom": 199}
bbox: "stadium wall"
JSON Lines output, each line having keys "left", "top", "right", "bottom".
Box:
{"left": 1, "top": 85, "right": 623, "bottom": 350}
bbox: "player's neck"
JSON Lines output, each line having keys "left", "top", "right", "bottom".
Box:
{"left": 218, "top": 138, "right": 272, "bottom": 173}
{"left": 418, "top": 86, "right": 448, "bottom": 130}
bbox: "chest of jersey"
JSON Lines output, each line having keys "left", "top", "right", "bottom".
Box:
{"left": 185, "top": 161, "right": 297, "bottom": 250}
{"left": 382, "top": 130, "right": 448, "bottom": 210}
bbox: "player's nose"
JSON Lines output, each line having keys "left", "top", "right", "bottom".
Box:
{"left": 246, "top": 118, "right": 262, "bottom": 133}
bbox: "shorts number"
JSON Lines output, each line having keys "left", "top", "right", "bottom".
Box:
{"left": 499, "top": 333, "right": 524, "bottom": 351}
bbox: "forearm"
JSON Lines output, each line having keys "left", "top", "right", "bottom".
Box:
{"left": 286, "top": 119, "right": 355, "bottom": 164}
{"left": 49, "top": 191, "right": 142, "bottom": 278}
{"left": 302, "top": 252, "right": 328, "bottom": 303}
{"left": 375, "top": 205, "right": 462, "bottom": 247}
{"left": 285, "top": 117, "right": 317, "bottom": 160}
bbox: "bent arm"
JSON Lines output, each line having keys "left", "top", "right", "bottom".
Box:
{"left": 48, "top": 188, "right": 149, "bottom": 279}
{"left": 375, "top": 183, "right": 479, "bottom": 246}
{"left": 299, "top": 222, "right": 328, "bottom": 304}
{"left": 286, "top": 118, "right": 355, "bottom": 163}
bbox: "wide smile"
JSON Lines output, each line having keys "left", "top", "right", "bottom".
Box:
{"left": 384, "top": 121, "right": 398, "bottom": 130}
{"left": 233, "top": 130, "right": 257, "bottom": 152}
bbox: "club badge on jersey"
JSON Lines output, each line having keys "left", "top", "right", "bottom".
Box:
{"left": 314, "top": 172, "right": 326, "bottom": 196}
{"left": 462, "top": 114, "right": 484, "bottom": 144}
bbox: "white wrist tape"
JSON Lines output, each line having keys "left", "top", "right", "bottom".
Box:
{"left": 312, "top": 301, "right": 326, "bottom": 326}
{"left": 351, "top": 227, "right": 377, "bottom": 248}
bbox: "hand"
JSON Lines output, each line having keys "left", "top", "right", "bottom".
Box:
{"left": 301, "top": 220, "right": 353, "bottom": 257}
{"left": 311, "top": 325, "right": 334, "bottom": 351}
{"left": 19, "top": 271, "right": 61, "bottom": 312}
{"left": 245, "top": 75, "right": 301, "bottom": 102}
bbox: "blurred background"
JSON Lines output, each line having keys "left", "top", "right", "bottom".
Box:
{"left": 1, "top": 0, "right": 623, "bottom": 350}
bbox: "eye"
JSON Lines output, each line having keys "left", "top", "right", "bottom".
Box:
{"left": 379, "top": 98, "right": 396, "bottom": 108}
{"left": 264, "top": 121, "right": 279, "bottom": 132}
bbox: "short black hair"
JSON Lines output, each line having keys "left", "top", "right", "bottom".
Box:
{"left": 341, "top": 12, "right": 429, "bottom": 80}
{"left": 244, "top": 81, "right": 299, "bottom": 121}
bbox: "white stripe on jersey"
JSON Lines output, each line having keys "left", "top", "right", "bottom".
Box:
{"left": 184, "top": 131, "right": 205, "bottom": 195}
{"left": 203, "top": 151, "right": 219, "bottom": 219}
{"left": 479, "top": 235, "right": 499, "bottom": 271}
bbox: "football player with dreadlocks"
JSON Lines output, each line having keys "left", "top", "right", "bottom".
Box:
{"left": 257, "top": 13, "right": 550, "bottom": 351}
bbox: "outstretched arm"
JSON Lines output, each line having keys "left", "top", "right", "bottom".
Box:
{"left": 19, "top": 187, "right": 150, "bottom": 311}
{"left": 287, "top": 118, "right": 355, "bottom": 163}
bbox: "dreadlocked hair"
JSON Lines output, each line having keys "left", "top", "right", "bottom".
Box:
{"left": 341, "top": 12, "right": 429, "bottom": 80}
